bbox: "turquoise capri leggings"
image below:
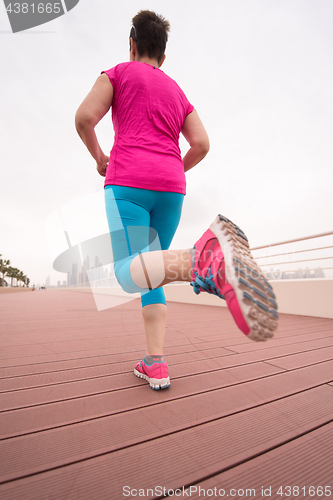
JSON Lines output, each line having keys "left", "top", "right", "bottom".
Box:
{"left": 104, "top": 185, "right": 184, "bottom": 307}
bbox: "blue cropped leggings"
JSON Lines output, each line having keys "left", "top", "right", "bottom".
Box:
{"left": 104, "top": 185, "right": 184, "bottom": 307}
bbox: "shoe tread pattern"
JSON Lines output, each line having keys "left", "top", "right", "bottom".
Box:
{"left": 215, "top": 215, "right": 279, "bottom": 342}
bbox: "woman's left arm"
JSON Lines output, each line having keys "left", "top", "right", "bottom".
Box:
{"left": 75, "top": 73, "right": 113, "bottom": 177}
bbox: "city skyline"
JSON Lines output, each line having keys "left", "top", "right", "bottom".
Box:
{"left": 39, "top": 265, "right": 327, "bottom": 290}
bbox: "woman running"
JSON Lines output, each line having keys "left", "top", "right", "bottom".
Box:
{"left": 75, "top": 10, "right": 279, "bottom": 390}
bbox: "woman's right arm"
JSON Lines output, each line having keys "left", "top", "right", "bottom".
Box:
{"left": 75, "top": 73, "right": 113, "bottom": 176}
{"left": 181, "top": 109, "right": 210, "bottom": 172}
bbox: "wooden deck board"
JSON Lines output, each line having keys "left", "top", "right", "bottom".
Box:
{"left": 1, "top": 289, "right": 333, "bottom": 499}
{"left": 1, "top": 390, "right": 333, "bottom": 497}
{"left": 1, "top": 335, "right": 332, "bottom": 382}
{"left": 2, "top": 338, "right": 332, "bottom": 392}
{"left": 1, "top": 385, "right": 332, "bottom": 484}
{"left": 189, "top": 423, "right": 333, "bottom": 498}
{"left": 0, "top": 361, "right": 282, "bottom": 411}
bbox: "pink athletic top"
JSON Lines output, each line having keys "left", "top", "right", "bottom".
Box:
{"left": 102, "top": 61, "right": 194, "bottom": 194}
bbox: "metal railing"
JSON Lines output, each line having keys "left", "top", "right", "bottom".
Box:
{"left": 54, "top": 231, "right": 333, "bottom": 288}
{"left": 251, "top": 231, "right": 333, "bottom": 280}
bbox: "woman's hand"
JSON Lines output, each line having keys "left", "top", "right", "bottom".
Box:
{"left": 96, "top": 155, "right": 110, "bottom": 177}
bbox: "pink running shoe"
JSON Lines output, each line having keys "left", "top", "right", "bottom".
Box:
{"left": 191, "top": 215, "right": 279, "bottom": 342}
{"left": 134, "top": 355, "right": 170, "bottom": 390}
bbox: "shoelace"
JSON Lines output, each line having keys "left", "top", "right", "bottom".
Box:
{"left": 191, "top": 266, "right": 225, "bottom": 300}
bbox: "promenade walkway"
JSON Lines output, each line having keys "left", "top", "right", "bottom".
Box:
{"left": 0, "top": 289, "right": 332, "bottom": 499}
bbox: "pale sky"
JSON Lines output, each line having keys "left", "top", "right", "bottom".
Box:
{"left": 1, "top": 0, "right": 332, "bottom": 285}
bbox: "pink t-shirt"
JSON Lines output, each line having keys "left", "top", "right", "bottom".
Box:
{"left": 102, "top": 61, "right": 194, "bottom": 194}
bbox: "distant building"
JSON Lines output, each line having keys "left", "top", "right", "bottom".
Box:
{"left": 266, "top": 267, "right": 326, "bottom": 280}
{"left": 70, "top": 262, "right": 79, "bottom": 285}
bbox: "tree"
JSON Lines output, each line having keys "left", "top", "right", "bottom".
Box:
{"left": 0, "top": 256, "right": 30, "bottom": 287}
{"left": 12, "top": 268, "right": 20, "bottom": 287}
{"left": 18, "top": 271, "right": 25, "bottom": 287}
{"left": 7, "top": 267, "right": 20, "bottom": 287}
{"left": 6, "top": 267, "right": 14, "bottom": 286}
{"left": 0, "top": 257, "right": 10, "bottom": 286}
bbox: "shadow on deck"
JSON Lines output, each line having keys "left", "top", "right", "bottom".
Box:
{"left": 0, "top": 289, "right": 332, "bottom": 499}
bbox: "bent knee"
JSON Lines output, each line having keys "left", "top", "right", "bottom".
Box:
{"left": 114, "top": 269, "right": 136, "bottom": 293}
{"left": 114, "top": 259, "right": 142, "bottom": 294}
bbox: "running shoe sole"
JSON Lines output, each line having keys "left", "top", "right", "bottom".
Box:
{"left": 134, "top": 368, "right": 170, "bottom": 390}
{"left": 210, "top": 214, "right": 279, "bottom": 342}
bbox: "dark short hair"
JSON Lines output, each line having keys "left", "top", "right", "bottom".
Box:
{"left": 131, "top": 10, "right": 170, "bottom": 64}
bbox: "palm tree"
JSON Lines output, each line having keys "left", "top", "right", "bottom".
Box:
{"left": 0, "top": 257, "right": 10, "bottom": 286}
{"left": 6, "top": 267, "right": 14, "bottom": 287}
{"left": 18, "top": 271, "right": 25, "bottom": 287}
{"left": 12, "top": 268, "right": 20, "bottom": 287}
{"left": 0, "top": 257, "right": 30, "bottom": 288}
{"left": 7, "top": 267, "right": 19, "bottom": 287}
